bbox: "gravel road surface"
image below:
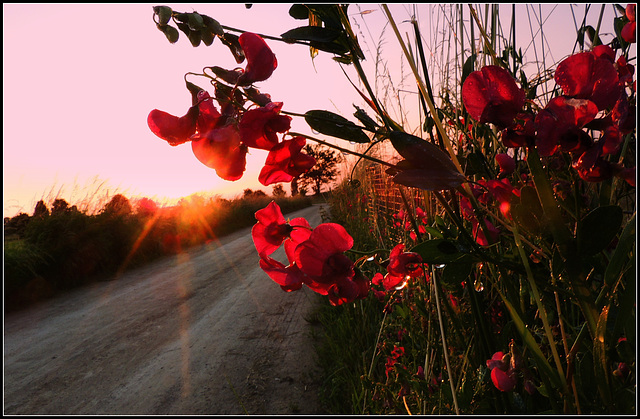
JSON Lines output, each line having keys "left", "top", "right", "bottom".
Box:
{"left": 4, "top": 204, "right": 328, "bottom": 415}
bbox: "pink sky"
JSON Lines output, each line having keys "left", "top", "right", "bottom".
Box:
{"left": 3, "top": 4, "right": 630, "bottom": 218}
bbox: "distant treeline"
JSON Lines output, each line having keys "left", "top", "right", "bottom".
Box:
{"left": 4, "top": 189, "right": 313, "bottom": 312}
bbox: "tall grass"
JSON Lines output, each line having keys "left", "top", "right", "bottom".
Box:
{"left": 313, "top": 4, "right": 635, "bottom": 415}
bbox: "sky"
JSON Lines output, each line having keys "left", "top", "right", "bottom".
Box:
{"left": 3, "top": 3, "right": 632, "bottom": 218}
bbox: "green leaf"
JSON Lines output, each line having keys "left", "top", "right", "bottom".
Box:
{"left": 200, "top": 29, "right": 214, "bottom": 46}
{"left": 603, "top": 213, "right": 635, "bottom": 289}
{"left": 593, "top": 305, "right": 613, "bottom": 407}
{"left": 202, "top": 15, "right": 224, "bottom": 36}
{"left": 156, "top": 24, "right": 179, "bottom": 44}
{"left": 385, "top": 132, "right": 465, "bottom": 191}
{"left": 281, "top": 26, "right": 342, "bottom": 43}
{"left": 497, "top": 289, "right": 565, "bottom": 392}
{"left": 304, "top": 110, "right": 370, "bottom": 143}
{"left": 175, "top": 12, "right": 205, "bottom": 31}
{"left": 220, "top": 33, "right": 245, "bottom": 64}
{"left": 461, "top": 53, "right": 476, "bottom": 85}
{"left": 441, "top": 261, "right": 472, "bottom": 292}
{"left": 289, "top": 4, "right": 309, "bottom": 19}
{"left": 411, "top": 239, "right": 471, "bottom": 264}
{"left": 577, "top": 205, "right": 623, "bottom": 256}
{"left": 388, "top": 132, "right": 459, "bottom": 175}
{"left": 153, "top": 5, "right": 173, "bottom": 26}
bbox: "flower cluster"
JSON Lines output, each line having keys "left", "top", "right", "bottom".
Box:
{"left": 148, "top": 32, "right": 315, "bottom": 184}
{"left": 462, "top": 44, "right": 636, "bottom": 186}
{"left": 252, "top": 201, "right": 370, "bottom": 306}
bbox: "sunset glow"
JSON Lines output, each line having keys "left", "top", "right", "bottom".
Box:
{"left": 3, "top": 4, "right": 626, "bottom": 218}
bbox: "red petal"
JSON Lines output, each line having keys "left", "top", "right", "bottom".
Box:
{"left": 258, "top": 137, "right": 316, "bottom": 186}
{"left": 294, "top": 223, "right": 354, "bottom": 278}
{"left": 555, "top": 52, "right": 594, "bottom": 98}
{"left": 622, "top": 21, "right": 636, "bottom": 43}
{"left": 491, "top": 368, "right": 517, "bottom": 392}
{"left": 462, "top": 66, "right": 525, "bottom": 128}
{"left": 239, "top": 102, "right": 291, "bottom": 150}
{"left": 147, "top": 106, "right": 198, "bottom": 146}
{"left": 191, "top": 125, "right": 247, "bottom": 181}
{"left": 238, "top": 32, "right": 277, "bottom": 85}
{"left": 252, "top": 201, "right": 291, "bottom": 258}
{"left": 259, "top": 256, "right": 304, "bottom": 292}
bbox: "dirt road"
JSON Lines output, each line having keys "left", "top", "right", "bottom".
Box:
{"left": 4, "top": 204, "right": 329, "bottom": 415}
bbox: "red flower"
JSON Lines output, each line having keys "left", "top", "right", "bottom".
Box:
{"left": 294, "top": 223, "right": 355, "bottom": 295}
{"left": 534, "top": 96, "right": 598, "bottom": 156}
{"left": 382, "top": 244, "right": 424, "bottom": 290}
{"left": 191, "top": 124, "right": 248, "bottom": 181}
{"left": 486, "top": 178, "right": 519, "bottom": 219}
{"left": 259, "top": 255, "right": 305, "bottom": 292}
{"left": 495, "top": 153, "right": 516, "bottom": 177}
{"left": 147, "top": 105, "right": 199, "bottom": 146}
{"left": 622, "top": 4, "right": 636, "bottom": 43}
{"left": 238, "top": 32, "right": 278, "bottom": 85}
{"left": 472, "top": 218, "right": 500, "bottom": 246}
{"left": 239, "top": 102, "right": 292, "bottom": 150}
{"left": 462, "top": 65, "right": 526, "bottom": 129}
{"left": 327, "top": 269, "right": 370, "bottom": 306}
{"left": 252, "top": 200, "right": 310, "bottom": 258}
{"left": 491, "top": 367, "right": 517, "bottom": 392}
{"left": 258, "top": 136, "right": 316, "bottom": 186}
{"left": 501, "top": 112, "right": 536, "bottom": 148}
{"left": 554, "top": 50, "right": 622, "bottom": 110}
{"left": 617, "top": 166, "right": 636, "bottom": 187}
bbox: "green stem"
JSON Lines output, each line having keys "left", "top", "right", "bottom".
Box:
{"left": 512, "top": 223, "right": 571, "bottom": 399}
{"left": 526, "top": 147, "right": 598, "bottom": 338}
{"left": 431, "top": 268, "right": 460, "bottom": 415}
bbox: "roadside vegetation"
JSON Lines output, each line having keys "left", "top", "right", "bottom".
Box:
{"left": 4, "top": 189, "right": 312, "bottom": 312}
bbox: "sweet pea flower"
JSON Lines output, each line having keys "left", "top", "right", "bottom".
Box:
{"left": 491, "top": 367, "right": 517, "bottom": 392}
{"left": 554, "top": 49, "right": 623, "bottom": 110}
{"left": 622, "top": 4, "right": 636, "bottom": 43}
{"left": 294, "top": 223, "right": 355, "bottom": 294}
{"left": 239, "top": 102, "right": 292, "bottom": 150}
{"left": 191, "top": 124, "right": 248, "bottom": 181}
{"left": 462, "top": 65, "right": 526, "bottom": 129}
{"left": 486, "top": 351, "right": 517, "bottom": 392}
{"left": 259, "top": 255, "right": 305, "bottom": 292}
{"left": 147, "top": 105, "right": 199, "bottom": 146}
{"left": 472, "top": 218, "right": 500, "bottom": 246}
{"left": 534, "top": 96, "right": 598, "bottom": 156}
{"left": 238, "top": 32, "right": 278, "bottom": 85}
{"left": 252, "top": 200, "right": 310, "bottom": 258}
{"left": 495, "top": 153, "right": 516, "bottom": 177}
{"left": 381, "top": 244, "right": 425, "bottom": 290}
{"left": 501, "top": 112, "right": 536, "bottom": 148}
{"left": 258, "top": 136, "right": 316, "bottom": 186}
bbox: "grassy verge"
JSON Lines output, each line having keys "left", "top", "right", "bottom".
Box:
{"left": 4, "top": 193, "right": 312, "bottom": 313}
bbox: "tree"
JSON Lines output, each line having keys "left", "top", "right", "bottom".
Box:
{"left": 297, "top": 144, "right": 342, "bottom": 195}
{"left": 272, "top": 184, "right": 286, "bottom": 197}
{"left": 102, "top": 194, "right": 132, "bottom": 216}
{"left": 51, "top": 198, "right": 70, "bottom": 216}
{"left": 33, "top": 200, "right": 49, "bottom": 218}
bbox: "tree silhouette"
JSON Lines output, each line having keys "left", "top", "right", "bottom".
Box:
{"left": 51, "top": 198, "right": 70, "bottom": 216}
{"left": 33, "top": 200, "right": 49, "bottom": 218}
{"left": 297, "top": 144, "right": 342, "bottom": 195}
{"left": 272, "top": 184, "right": 286, "bottom": 197}
{"left": 102, "top": 194, "right": 132, "bottom": 216}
